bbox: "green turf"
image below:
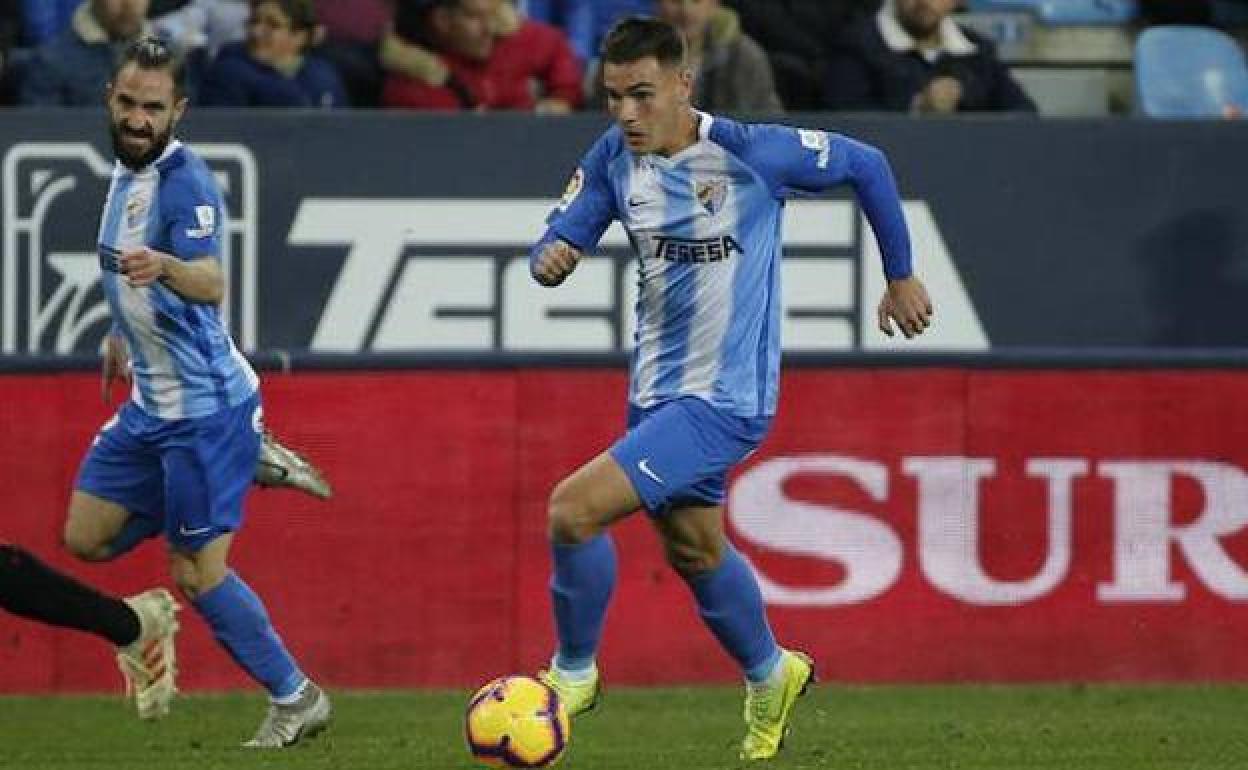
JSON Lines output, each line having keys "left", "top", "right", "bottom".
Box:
{"left": 0, "top": 685, "right": 1245, "bottom": 769}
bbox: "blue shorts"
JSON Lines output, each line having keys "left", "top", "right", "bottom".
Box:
{"left": 75, "top": 394, "right": 263, "bottom": 552}
{"left": 609, "top": 397, "right": 772, "bottom": 516}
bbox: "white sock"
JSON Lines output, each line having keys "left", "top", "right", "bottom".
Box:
{"left": 747, "top": 652, "right": 786, "bottom": 689}
{"left": 553, "top": 657, "right": 597, "bottom": 682}
{"left": 271, "top": 677, "right": 310, "bottom": 706}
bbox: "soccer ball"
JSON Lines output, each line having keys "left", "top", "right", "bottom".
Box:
{"left": 465, "top": 675, "right": 571, "bottom": 768}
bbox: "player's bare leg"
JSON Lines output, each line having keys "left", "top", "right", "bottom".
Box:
{"left": 63, "top": 491, "right": 131, "bottom": 562}
{"left": 546, "top": 451, "right": 640, "bottom": 545}
{"left": 656, "top": 505, "right": 815, "bottom": 761}
{"left": 171, "top": 534, "right": 331, "bottom": 747}
{"left": 540, "top": 451, "right": 640, "bottom": 717}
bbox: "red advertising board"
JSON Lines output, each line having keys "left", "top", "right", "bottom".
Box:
{"left": 1, "top": 369, "right": 1247, "bottom": 692}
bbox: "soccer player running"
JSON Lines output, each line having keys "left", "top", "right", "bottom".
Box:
{"left": 530, "top": 17, "right": 933, "bottom": 761}
{"left": 62, "top": 37, "right": 330, "bottom": 746}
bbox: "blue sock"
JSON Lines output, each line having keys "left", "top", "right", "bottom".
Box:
{"left": 550, "top": 534, "right": 616, "bottom": 672}
{"left": 687, "top": 544, "right": 781, "bottom": 683}
{"left": 105, "top": 516, "right": 162, "bottom": 559}
{"left": 192, "top": 571, "right": 306, "bottom": 698}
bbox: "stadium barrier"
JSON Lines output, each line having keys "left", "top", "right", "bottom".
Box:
{"left": 3, "top": 367, "right": 1248, "bottom": 692}
{"left": 1, "top": 111, "right": 1247, "bottom": 359}
{"left": 3, "top": 112, "right": 1245, "bottom": 691}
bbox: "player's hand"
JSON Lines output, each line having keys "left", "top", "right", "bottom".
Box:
{"left": 120, "top": 246, "right": 166, "bottom": 288}
{"left": 877, "top": 276, "right": 933, "bottom": 339}
{"left": 536, "top": 98, "right": 573, "bottom": 115}
{"left": 532, "top": 240, "right": 582, "bottom": 287}
{"left": 101, "top": 333, "right": 130, "bottom": 404}
{"left": 915, "top": 76, "right": 963, "bottom": 114}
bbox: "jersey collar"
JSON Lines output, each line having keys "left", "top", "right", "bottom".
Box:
{"left": 114, "top": 138, "right": 184, "bottom": 176}
{"left": 648, "top": 110, "right": 713, "bottom": 166}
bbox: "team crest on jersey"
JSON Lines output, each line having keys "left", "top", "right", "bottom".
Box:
{"left": 695, "top": 178, "right": 727, "bottom": 216}
{"left": 558, "top": 168, "right": 584, "bottom": 211}
{"left": 126, "top": 192, "right": 149, "bottom": 228}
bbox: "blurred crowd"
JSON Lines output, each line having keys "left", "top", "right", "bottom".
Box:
{"left": 0, "top": 0, "right": 1236, "bottom": 114}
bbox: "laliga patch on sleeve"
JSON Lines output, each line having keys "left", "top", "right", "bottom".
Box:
{"left": 185, "top": 205, "right": 216, "bottom": 238}
{"left": 558, "top": 168, "right": 584, "bottom": 211}
{"left": 798, "top": 129, "right": 827, "bottom": 151}
{"left": 797, "top": 129, "right": 830, "bottom": 169}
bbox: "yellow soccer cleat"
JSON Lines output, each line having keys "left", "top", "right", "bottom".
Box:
{"left": 740, "top": 649, "right": 815, "bottom": 761}
{"left": 538, "top": 664, "right": 601, "bottom": 718}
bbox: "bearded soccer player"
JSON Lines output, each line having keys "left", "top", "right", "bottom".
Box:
{"left": 530, "top": 17, "right": 933, "bottom": 761}
{"left": 62, "top": 37, "right": 331, "bottom": 746}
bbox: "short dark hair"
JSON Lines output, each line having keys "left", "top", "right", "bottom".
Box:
{"left": 114, "top": 37, "right": 187, "bottom": 98}
{"left": 601, "top": 17, "right": 686, "bottom": 68}
{"left": 258, "top": 0, "right": 319, "bottom": 31}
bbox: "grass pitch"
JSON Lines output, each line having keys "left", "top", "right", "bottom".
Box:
{"left": 0, "top": 685, "right": 1245, "bottom": 769}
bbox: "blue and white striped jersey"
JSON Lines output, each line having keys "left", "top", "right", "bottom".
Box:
{"left": 97, "top": 140, "right": 257, "bottom": 420}
{"left": 542, "top": 112, "right": 912, "bottom": 418}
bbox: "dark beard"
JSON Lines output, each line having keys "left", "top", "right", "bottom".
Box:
{"left": 109, "top": 121, "right": 172, "bottom": 171}
{"left": 899, "top": 15, "right": 940, "bottom": 42}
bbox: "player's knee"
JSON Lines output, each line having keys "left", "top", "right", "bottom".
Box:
{"left": 170, "top": 561, "right": 205, "bottom": 599}
{"left": 169, "top": 553, "right": 228, "bottom": 599}
{"left": 664, "top": 538, "right": 724, "bottom": 578}
{"left": 61, "top": 525, "right": 110, "bottom": 562}
{"left": 168, "top": 555, "right": 208, "bottom": 599}
{"left": 547, "top": 481, "right": 598, "bottom": 545}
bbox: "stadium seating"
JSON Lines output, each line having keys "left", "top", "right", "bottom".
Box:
{"left": 965, "top": 0, "right": 1138, "bottom": 25}
{"left": 1136, "top": 26, "right": 1248, "bottom": 118}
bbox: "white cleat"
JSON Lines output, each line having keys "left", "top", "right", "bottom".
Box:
{"left": 255, "top": 431, "right": 333, "bottom": 500}
{"left": 116, "top": 588, "right": 180, "bottom": 721}
{"left": 242, "top": 682, "right": 333, "bottom": 748}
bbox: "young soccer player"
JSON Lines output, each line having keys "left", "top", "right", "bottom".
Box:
{"left": 530, "top": 16, "right": 933, "bottom": 761}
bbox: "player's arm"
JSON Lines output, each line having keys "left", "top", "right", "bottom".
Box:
{"left": 530, "top": 134, "right": 617, "bottom": 288}
{"left": 766, "top": 127, "right": 932, "bottom": 339}
{"left": 127, "top": 174, "right": 228, "bottom": 304}
{"left": 530, "top": 229, "right": 583, "bottom": 287}
{"left": 832, "top": 136, "right": 932, "bottom": 339}
{"left": 120, "top": 249, "right": 224, "bottom": 304}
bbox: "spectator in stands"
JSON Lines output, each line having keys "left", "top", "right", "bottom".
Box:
{"left": 151, "top": 0, "right": 247, "bottom": 56}
{"left": 147, "top": 0, "right": 246, "bottom": 104}
{"left": 520, "top": 0, "right": 652, "bottom": 64}
{"left": 19, "top": 0, "right": 152, "bottom": 106}
{"left": 199, "top": 0, "right": 346, "bottom": 107}
{"left": 725, "top": 0, "right": 875, "bottom": 110}
{"left": 314, "top": 0, "right": 393, "bottom": 106}
{"left": 823, "top": 0, "right": 1035, "bottom": 113}
{"left": 649, "top": 0, "right": 782, "bottom": 113}
{"left": 381, "top": 0, "right": 581, "bottom": 112}
{"left": 18, "top": 0, "right": 79, "bottom": 46}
